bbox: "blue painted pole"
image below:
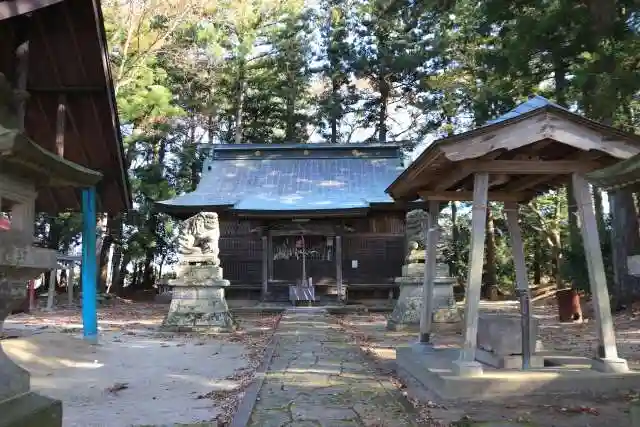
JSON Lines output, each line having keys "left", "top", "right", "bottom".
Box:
{"left": 81, "top": 187, "right": 98, "bottom": 342}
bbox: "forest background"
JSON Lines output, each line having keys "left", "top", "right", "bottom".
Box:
{"left": 38, "top": 0, "right": 640, "bottom": 307}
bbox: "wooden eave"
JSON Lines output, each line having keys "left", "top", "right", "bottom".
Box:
{"left": 0, "top": 127, "right": 102, "bottom": 186}
{"left": 0, "top": 0, "right": 131, "bottom": 213}
{"left": 387, "top": 106, "right": 640, "bottom": 203}
{"left": 586, "top": 153, "right": 640, "bottom": 191}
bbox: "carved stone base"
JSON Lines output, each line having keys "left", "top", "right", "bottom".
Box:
{"left": 163, "top": 283, "right": 237, "bottom": 332}
{"left": 0, "top": 281, "right": 62, "bottom": 427}
{"left": 387, "top": 276, "right": 460, "bottom": 331}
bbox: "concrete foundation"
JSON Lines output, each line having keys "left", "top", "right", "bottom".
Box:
{"left": 396, "top": 343, "right": 640, "bottom": 400}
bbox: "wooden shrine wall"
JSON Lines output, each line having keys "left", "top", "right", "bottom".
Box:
{"left": 218, "top": 213, "right": 406, "bottom": 286}
{"left": 218, "top": 219, "right": 263, "bottom": 284}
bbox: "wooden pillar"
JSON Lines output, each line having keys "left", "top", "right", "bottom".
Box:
{"left": 67, "top": 264, "right": 75, "bottom": 306}
{"left": 55, "top": 94, "right": 67, "bottom": 156}
{"left": 81, "top": 187, "right": 98, "bottom": 342}
{"left": 572, "top": 173, "right": 628, "bottom": 372}
{"left": 261, "top": 235, "right": 268, "bottom": 300}
{"left": 336, "top": 235, "right": 343, "bottom": 302}
{"left": 419, "top": 200, "right": 440, "bottom": 344}
{"left": 453, "top": 172, "right": 488, "bottom": 376}
{"left": 504, "top": 201, "right": 532, "bottom": 369}
{"left": 267, "top": 231, "right": 273, "bottom": 280}
{"left": 46, "top": 268, "right": 56, "bottom": 311}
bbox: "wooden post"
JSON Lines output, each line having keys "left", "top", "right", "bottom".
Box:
{"left": 267, "top": 231, "right": 273, "bottom": 281}
{"left": 55, "top": 94, "right": 67, "bottom": 157}
{"left": 261, "top": 235, "right": 268, "bottom": 300}
{"left": 453, "top": 172, "right": 488, "bottom": 376}
{"left": 335, "top": 235, "right": 343, "bottom": 301}
{"left": 46, "top": 268, "right": 56, "bottom": 311}
{"left": 28, "top": 279, "right": 36, "bottom": 311}
{"left": 572, "top": 173, "right": 628, "bottom": 372}
{"left": 81, "top": 187, "right": 98, "bottom": 342}
{"left": 504, "top": 201, "right": 532, "bottom": 369}
{"left": 419, "top": 200, "right": 440, "bottom": 344}
{"left": 67, "top": 264, "right": 75, "bottom": 306}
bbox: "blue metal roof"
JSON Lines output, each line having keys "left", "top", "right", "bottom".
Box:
{"left": 484, "top": 95, "right": 567, "bottom": 126}
{"left": 158, "top": 144, "right": 405, "bottom": 213}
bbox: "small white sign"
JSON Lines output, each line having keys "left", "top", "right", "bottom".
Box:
{"left": 351, "top": 260, "right": 358, "bottom": 269}
{"left": 627, "top": 255, "right": 640, "bottom": 276}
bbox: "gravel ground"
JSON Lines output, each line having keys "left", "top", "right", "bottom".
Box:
{"left": 2, "top": 301, "right": 280, "bottom": 427}
{"left": 334, "top": 300, "right": 640, "bottom": 426}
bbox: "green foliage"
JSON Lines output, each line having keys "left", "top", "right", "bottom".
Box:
{"left": 82, "top": 0, "right": 640, "bottom": 295}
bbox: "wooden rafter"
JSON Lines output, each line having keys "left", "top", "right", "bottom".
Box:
{"left": 474, "top": 160, "right": 601, "bottom": 174}
{"left": 418, "top": 190, "right": 531, "bottom": 202}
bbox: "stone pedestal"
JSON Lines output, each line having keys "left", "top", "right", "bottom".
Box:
{"left": 163, "top": 259, "right": 236, "bottom": 331}
{"left": 387, "top": 262, "right": 461, "bottom": 331}
{"left": 0, "top": 247, "right": 62, "bottom": 427}
{"left": 475, "top": 313, "right": 544, "bottom": 369}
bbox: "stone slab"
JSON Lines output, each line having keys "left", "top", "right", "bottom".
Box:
{"left": 396, "top": 343, "right": 640, "bottom": 400}
{"left": 401, "top": 262, "right": 451, "bottom": 278}
{"left": 477, "top": 313, "right": 540, "bottom": 356}
{"left": 475, "top": 348, "right": 544, "bottom": 369}
{"left": 387, "top": 280, "right": 458, "bottom": 330}
{"left": 246, "top": 310, "right": 420, "bottom": 427}
{"left": 163, "top": 286, "right": 236, "bottom": 331}
{"left": 0, "top": 391, "right": 62, "bottom": 427}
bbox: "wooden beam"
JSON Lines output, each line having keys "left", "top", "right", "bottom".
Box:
{"left": 501, "top": 150, "right": 607, "bottom": 193}
{"left": 502, "top": 176, "right": 551, "bottom": 193}
{"left": 434, "top": 165, "right": 474, "bottom": 191}
{"left": 475, "top": 160, "right": 600, "bottom": 174}
{"left": 433, "top": 151, "right": 505, "bottom": 191}
{"left": 418, "top": 190, "right": 528, "bottom": 202}
{"left": 0, "top": 0, "right": 64, "bottom": 20}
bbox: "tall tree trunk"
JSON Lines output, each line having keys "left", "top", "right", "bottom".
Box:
{"left": 484, "top": 207, "right": 498, "bottom": 300}
{"left": 533, "top": 237, "right": 542, "bottom": 285}
{"left": 141, "top": 140, "right": 167, "bottom": 289}
{"left": 97, "top": 213, "right": 111, "bottom": 294}
{"left": 378, "top": 73, "right": 389, "bottom": 143}
{"left": 592, "top": 186, "right": 607, "bottom": 238}
{"left": 108, "top": 214, "right": 123, "bottom": 294}
{"left": 234, "top": 58, "right": 246, "bottom": 144}
{"left": 115, "top": 250, "right": 131, "bottom": 295}
{"left": 190, "top": 121, "right": 201, "bottom": 191}
{"left": 609, "top": 190, "right": 640, "bottom": 307}
{"left": 450, "top": 201, "right": 459, "bottom": 278}
{"left": 330, "top": 76, "right": 340, "bottom": 143}
{"left": 285, "top": 66, "right": 296, "bottom": 142}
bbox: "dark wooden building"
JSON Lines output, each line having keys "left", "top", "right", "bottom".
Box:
{"left": 0, "top": 0, "right": 131, "bottom": 213}
{"left": 157, "top": 143, "right": 409, "bottom": 303}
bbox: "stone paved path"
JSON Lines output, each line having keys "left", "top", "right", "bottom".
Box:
{"left": 247, "top": 308, "right": 417, "bottom": 427}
